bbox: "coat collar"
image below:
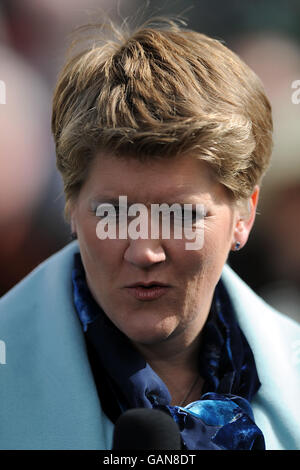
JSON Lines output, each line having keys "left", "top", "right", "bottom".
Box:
{"left": 221, "top": 263, "right": 300, "bottom": 449}
{"left": 0, "top": 241, "right": 299, "bottom": 449}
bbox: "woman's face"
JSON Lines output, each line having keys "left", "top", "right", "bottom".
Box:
{"left": 71, "top": 152, "right": 252, "bottom": 349}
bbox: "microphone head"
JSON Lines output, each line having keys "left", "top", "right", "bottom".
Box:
{"left": 112, "top": 408, "right": 182, "bottom": 450}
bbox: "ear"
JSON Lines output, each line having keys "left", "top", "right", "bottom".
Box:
{"left": 69, "top": 201, "right": 77, "bottom": 236}
{"left": 70, "top": 216, "right": 76, "bottom": 233}
{"left": 231, "top": 185, "right": 260, "bottom": 251}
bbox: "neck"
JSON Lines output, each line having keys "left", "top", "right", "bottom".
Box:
{"left": 134, "top": 329, "right": 200, "bottom": 368}
{"left": 133, "top": 332, "right": 203, "bottom": 406}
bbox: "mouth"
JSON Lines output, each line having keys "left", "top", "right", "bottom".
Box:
{"left": 126, "top": 281, "right": 171, "bottom": 288}
{"left": 124, "top": 282, "right": 171, "bottom": 301}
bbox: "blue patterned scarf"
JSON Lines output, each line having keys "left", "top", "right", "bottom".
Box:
{"left": 72, "top": 253, "right": 265, "bottom": 450}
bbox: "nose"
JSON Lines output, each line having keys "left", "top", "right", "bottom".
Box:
{"left": 124, "top": 238, "right": 167, "bottom": 269}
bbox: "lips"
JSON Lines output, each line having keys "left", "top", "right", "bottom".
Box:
{"left": 124, "top": 281, "right": 171, "bottom": 301}
{"left": 126, "top": 281, "right": 170, "bottom": 288}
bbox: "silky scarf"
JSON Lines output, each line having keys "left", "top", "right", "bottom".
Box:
{"left": 72, "top": 253, "right": 265, "bottom": 450}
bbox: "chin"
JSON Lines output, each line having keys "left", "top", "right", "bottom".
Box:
{"left": 121, "top": 320, "right": 177, "bottom": 346}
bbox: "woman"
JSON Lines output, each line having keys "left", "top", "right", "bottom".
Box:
{"left": 0, "top": 19, "right": 299, "bottom": 450}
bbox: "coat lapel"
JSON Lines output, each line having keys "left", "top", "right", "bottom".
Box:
{"left": 222, "top": 264, "right": 300, "bottom": 450}
{"left": 1, "top": 242, "right": 299, "bottom": 449}
{"left": 0, "top": 241, "right": 114, "bottom": 449}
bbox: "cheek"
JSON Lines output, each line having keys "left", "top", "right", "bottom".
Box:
{"left": 167, "top": 239, "right": 205, "bottom": 285}
{"left": 203, "top": 215, "right": 234, "bottom": 259}
{"left": 83, "top": 238, "right": 124, "bottom": 274}
{"left": 170, "top": 225, "right": 230, "bottom": 293}
{"left": 76, "top": 216, "right": 124, "bottom": 277}
{"left": 79, "top": 237, "right": 128, "bottom": 311}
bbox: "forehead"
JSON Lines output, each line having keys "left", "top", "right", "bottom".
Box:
{"left": 81, "top": 151, "right": 227, "bottom": 204}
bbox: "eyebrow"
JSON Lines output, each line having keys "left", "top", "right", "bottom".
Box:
{"left": 90, "top": 196, "right": 123, "bottom": 205}
{"left": 90, "top": 194, "right": 208, "bottom": 206}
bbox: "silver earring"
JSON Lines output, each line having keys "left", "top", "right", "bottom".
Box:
{"left": 234, "top": 241, "right": 241, "bottom": 251}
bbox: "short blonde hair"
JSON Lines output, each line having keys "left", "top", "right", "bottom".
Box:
{"left": 51, "top": 18, "right": 273, "bottom": 220}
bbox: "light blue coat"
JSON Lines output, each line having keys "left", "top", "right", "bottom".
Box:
{"left": 0, "top": 241, "right": 299, "bottom": 450}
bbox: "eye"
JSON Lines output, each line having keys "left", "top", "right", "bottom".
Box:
{"left": 182, "top": 207, "right": 207, "bottom": 224}
{"left": 93, "top": 203, "right": 120, "bottom": 219}
{"left": 191, "top": 210, "right": 198, "bottom": 222}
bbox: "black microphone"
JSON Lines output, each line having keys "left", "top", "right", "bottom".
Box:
{"left": 112, "top": 408, "right": 182, "bottom": 450}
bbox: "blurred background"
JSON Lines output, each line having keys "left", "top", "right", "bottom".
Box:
{"left": 0, "top": 0, "right": 299, "bottom": 322}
